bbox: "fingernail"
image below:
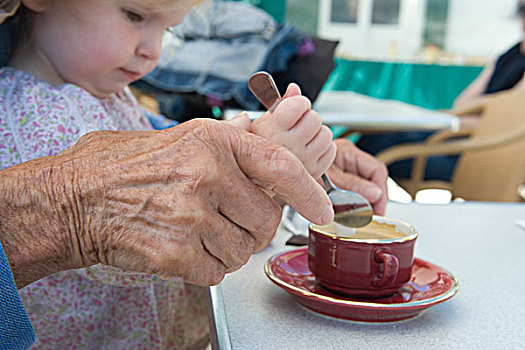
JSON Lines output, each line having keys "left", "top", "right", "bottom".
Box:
{"left": 320, "top": 203, "right": 334, "bottom": 225}
{"left": 364, "top": 187, "right": 382, "bottom": 202}
{"left": 233, "top": 111, "right": 248, "bottom": 119}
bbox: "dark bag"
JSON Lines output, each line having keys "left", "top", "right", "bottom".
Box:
{"left": 273, "top": 37, "right": 339, "bottom": 103}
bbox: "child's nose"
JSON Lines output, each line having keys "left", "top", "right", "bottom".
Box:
{"left": 136, "top": 38, "right": 161, "bottom": 61}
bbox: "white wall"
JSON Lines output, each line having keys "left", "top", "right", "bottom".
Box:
{"left": 318, "top": 0, "right": 427, "bottom": 60}
{"left": 445, "top": 0, "right": 521, "bottom": 60}
{"left": 318, "top": 0, "right": 523, "bottom": 61}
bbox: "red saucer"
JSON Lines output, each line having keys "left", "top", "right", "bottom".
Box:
{"left": 264, "top": 247, "right": 459, "bottom": 323}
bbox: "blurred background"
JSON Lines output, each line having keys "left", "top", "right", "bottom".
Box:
{"left": 132, "top": 0, "right": 525, "bottom": 203}
{"left": 218, "top": 0, "right": 525, "bottom": 204}
{"left": 232, "top": 0, "right": 522, "bottom": 110}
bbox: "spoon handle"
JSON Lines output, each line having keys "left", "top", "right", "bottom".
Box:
{"left": 248, "top": 72, "right": 282, "bottom": 113}
{"left": 321, "top": 173, "right": 335, "bottom": 193}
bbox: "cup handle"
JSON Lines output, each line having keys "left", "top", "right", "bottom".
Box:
{"left": 372, "top": 249, "right": 399, "bottom": 287}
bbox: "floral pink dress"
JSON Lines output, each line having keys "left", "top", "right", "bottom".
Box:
{"left": 0, "top": 67, "right": 209, "bottom": 350}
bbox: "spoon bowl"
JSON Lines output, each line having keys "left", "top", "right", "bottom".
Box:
{"left": 248, "top": 71, "right": 373, "bottom": 228}
{"left": 322, "top": 173, "right": 373, "bottom": 228}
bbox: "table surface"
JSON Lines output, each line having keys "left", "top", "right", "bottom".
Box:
{"left": 223, "top": 91, "right": 460, "bottom": 132}
{"left": 210, "top": 201, "right": 525, "bottom": 349}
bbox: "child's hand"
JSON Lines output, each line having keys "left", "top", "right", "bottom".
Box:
{"left": 223, "top": 111, "right": 252, "bottom": 130}
{"left": 251, "top": 83, "right": 336, "bottom": 179}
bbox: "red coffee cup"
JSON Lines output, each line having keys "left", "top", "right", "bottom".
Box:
{"left": 308, "top": 216, "right": 418, "bottom": 298}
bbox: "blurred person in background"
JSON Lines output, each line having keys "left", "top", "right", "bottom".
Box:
{"left": 357, "top": 0, "right": 525, "bottom": 185}
{"left": 453, "top": 0, "right": 525, "bottom": 110}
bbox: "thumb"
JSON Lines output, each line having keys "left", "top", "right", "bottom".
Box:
{"left": 282, "top": 83, "right": 302, "bottom": 99}
{"left": 224, "top": 111, "right": 251, "bottom": 131}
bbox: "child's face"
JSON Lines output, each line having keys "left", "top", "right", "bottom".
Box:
{"left": 31, "top": 0, "right": 195, "bottom": 96}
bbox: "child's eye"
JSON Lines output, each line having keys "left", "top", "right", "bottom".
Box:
{"left": 123, "top": 9, "right": 144, "bottom": 23}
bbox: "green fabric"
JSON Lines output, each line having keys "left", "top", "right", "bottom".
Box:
{"left": 324, "top": 58, "right": 484, "bottom": 110}
{"left": 228, "top": 0, "right": 286, "bottom": 23}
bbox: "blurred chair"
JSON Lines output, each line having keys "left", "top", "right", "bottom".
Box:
{"left": 376, "top": 89, "right": 525, "bottom": 202}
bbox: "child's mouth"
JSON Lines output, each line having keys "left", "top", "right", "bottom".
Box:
{"left": 119, "top": 68, "right": 141, "bottom": 81}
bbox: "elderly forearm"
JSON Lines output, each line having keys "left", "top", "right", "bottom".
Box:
{"left": 0, "top": 155, "right": 86, "bottom": 288}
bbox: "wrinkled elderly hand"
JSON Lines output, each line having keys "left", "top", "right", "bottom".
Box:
{"left": 327, "top": 138, "right": 388, "bottom": 215}
{"left": 0, "top": 118, "right": 333, "bottom": 288}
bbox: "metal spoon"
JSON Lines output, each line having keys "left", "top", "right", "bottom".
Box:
{"left": 248, "top": 71, "right": 373, "bottom": 228}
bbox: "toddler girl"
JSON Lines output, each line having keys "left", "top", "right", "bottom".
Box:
{"left": 0, "top": 0, "right": 334, "bottom": 348}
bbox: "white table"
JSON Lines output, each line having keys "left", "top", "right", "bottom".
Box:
{"left": 223, "top": 91, "right": 460, "bottom": 132}
{"left": 209, "top": 201, "right": 525, "bottom": 349}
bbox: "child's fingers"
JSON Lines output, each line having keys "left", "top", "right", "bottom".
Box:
{"left": 282, "top": 83, "right": 302, "bottom": 99}
{"left": 277, "top": 83, "right": 305, "bottom": 130}
{"left": 274, "top": 96, "right": 312, "bottom": 130}
{"left": 224, "top": 111, "right": 252, "bottom": 130}
{"left": 297, "top": 126, "right": 335, "bottom": 178}
{"left": 313, "top": 142, "right": 337, "bottom": 179}
{"left": 288, "top": 110, "right": 323, "bottom": 145}
{"left": 306, "top": 125, "right": 334, "bottom": 156}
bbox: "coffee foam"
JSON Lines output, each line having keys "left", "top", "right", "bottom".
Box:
{"left": 314, "top": 220, "right": 408, "bottom": 240}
